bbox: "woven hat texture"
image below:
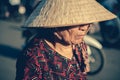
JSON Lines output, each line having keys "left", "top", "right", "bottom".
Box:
{"left": 24, "top": 0, "right": 117, "bottom": 28}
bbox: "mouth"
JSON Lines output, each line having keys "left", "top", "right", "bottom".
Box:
{"left": 75, "top": 35, "right": 84, "bottom": 39}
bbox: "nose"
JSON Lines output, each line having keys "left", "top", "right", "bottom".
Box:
{"left": 78, "top": 24, "right": 90, "bottom": 31}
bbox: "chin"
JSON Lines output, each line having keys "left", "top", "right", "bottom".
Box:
{"left": 72, "top": 40, "right": 83, "bottom": 45}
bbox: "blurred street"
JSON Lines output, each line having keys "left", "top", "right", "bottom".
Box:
{"left": 0, "top": 19, "right": 120, "bottom": 80}
{"left": 0, "top": 20, "right": 25, "bottom": 80}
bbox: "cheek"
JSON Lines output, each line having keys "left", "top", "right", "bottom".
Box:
{"left": 69, "top": 32, "right": 75, "bottom": 40}
{"left": 67, "top": 31, "right": 79, "bottom": 44}
{"left": 60, "top": 31, "right": 72, "bottom": 44}
{"left": 62, "top": 32, "right": 71, "bottom": 41}
{"left": 71, "top": 33, "right": 82, "bottom": 43}
{"left": 69, "top": 31, "right": 85, "bottom": 44}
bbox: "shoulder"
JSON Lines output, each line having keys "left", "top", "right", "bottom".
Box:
{"left": 23, "top": 37, "right": 45, "bottom": 58}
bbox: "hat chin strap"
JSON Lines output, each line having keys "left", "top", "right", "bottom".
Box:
{"left": 54, "top": 32, "right": 62, "bottom": 40}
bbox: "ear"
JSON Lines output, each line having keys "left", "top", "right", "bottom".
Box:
{"left": 54, "top": 32, "right": 62, "bottom": 40}
{"left": 88, "top": 23, "right": 95, "bottom": 33}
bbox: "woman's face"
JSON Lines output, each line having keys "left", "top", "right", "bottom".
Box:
{"left": 55, "top": 24, "right": 91, "bottom": 45}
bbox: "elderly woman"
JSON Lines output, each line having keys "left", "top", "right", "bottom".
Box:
{"left": 16, "top": 0, "right": 116, "bottom": 80}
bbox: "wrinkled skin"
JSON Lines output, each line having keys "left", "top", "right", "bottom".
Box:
{"left": 55, "top": 24, "right": 91, "bottom": 45}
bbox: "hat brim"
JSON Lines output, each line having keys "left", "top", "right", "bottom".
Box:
{"left": 24, "top": 0, "right": 117, "bottom": 28}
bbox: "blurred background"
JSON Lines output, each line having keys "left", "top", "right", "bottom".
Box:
{"left": 0, "top": 0, "right": 120, "bottom": 80}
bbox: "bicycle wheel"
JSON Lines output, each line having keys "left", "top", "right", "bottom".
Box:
{"left": 87, "top": 45, "right": 104, "bottom": 75}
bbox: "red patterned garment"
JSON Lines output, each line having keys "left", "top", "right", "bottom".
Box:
{"left": 17, "top": 38, "right": 89, "bottom": 80}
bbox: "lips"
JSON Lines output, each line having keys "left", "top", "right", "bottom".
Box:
{"left": 75, "top": 35, "right": 84, "bottom": 39}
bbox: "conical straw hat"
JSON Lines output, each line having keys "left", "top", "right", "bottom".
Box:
{"left": 24, "top": 0, "right": 117, "bottom": 28}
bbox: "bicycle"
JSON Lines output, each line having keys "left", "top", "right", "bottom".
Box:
{"left": 84, "top": 35, "right": 105, "bottom": 75}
